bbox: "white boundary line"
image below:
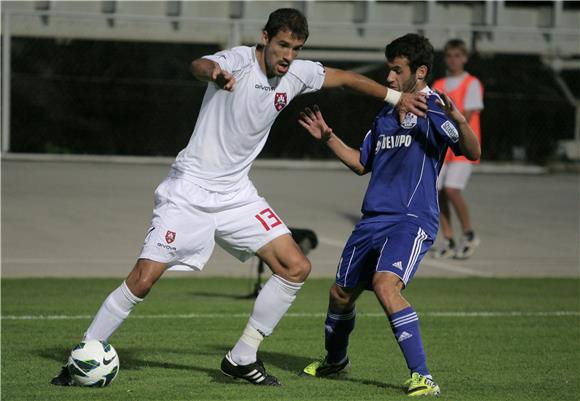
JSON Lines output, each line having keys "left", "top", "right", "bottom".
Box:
{"left": 2, "top": 153, "right": 548, "bottom": 174}
{"left": 421, "top": 259, "right": 497, "bottom": 277}
{"left": 318, "top": 236, "right": 347, "bottom": 248}
{"left": 2, "top": 311, "right": 578, "bottom": 321}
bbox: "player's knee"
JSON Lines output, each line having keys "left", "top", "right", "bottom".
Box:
{"left": 126, "top": 260, "right": 165, "bottom": 297}
{"left": 286, "top": 255, "right": 311, "bottom": 283}
{"left": 373, "top": 277, "right": 403, "bottom": 305}
{"left": 329, "top": 285, "right": 354, "bottom": 310}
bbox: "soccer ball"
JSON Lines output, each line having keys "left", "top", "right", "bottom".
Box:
{"left": 67, "top": 340, "right": 119, "bottom": 387}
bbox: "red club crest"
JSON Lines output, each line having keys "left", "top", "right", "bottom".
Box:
{"left": 165, "top": 230, "right": 176, "bottom": 244}
{"left": 274, "top": 92, "right": 287, "bottom": 111}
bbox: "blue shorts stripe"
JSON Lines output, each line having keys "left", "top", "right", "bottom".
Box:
{"left": 402, "top": 228, "right": 428, "bottom": 284}
{"left": 375, "top": 237, "right": 389, "bottom": 271}
{"left": 334, "top": 219, "right": 434, "bottom": 289}
{"left": 342, "top": 246, "right": 357, "bottom": 287}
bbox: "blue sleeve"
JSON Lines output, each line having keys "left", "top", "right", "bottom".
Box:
{"left": 426, "top": 97, "right": 462, "bottom": 156}
{"left": 359, "top": 129, "right": 375, "bottom": 172}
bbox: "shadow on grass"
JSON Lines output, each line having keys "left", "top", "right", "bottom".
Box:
{"left": 38, "top": 345, "right": 405, "bottom": 392}
{"left": 206, "top": 345, "right": 405, "bottom": 392}
{"left": 188, "top": 290, "right": 261, "bottom": 301}
{"left": 37, "top": 346, "right": 232, "bottom": 385}
{"left": 342, "top": 376, "right": 405, "bottom": 392}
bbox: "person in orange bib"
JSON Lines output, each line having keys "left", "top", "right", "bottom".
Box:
{"left": 432, "top": 39, "right": 483, "bottom": 259}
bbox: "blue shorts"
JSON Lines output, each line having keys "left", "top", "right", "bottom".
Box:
{"left": 335, "top": 219, "right": 434, "bottom": 289}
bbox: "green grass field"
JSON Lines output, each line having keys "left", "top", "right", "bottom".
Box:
{"left": 2, "top": 277, "right": 579, "bottom": 401}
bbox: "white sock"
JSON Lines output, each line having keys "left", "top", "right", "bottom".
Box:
{"left": 230, "top": 323, "right": 264, "bottom": 365}
{"left": 84, "top": 281, "right": 143, "bottom": 341}
{"left": 230, "top": 274, "right": 303, "bottom": 365}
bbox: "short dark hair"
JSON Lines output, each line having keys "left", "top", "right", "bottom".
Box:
{"left": 385, "top": 33, "right": 434, "bottom": 76}
{"left": 263, "top": 8, "right": 309, "bottom": 41}
{"left": 444, "top": 38, "right": 468, "bottom": 55}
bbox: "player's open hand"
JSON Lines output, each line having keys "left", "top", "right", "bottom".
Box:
{"left": 211, "top": 64, "right": 236, "bottom": 91}
{"left": 434, "top": 90, "right": 466, "bottom": 124}
{"left": 397, "top": 91, "right": 427, "bottom": 118}
{"left": 298, "top": 105, "right": 333, "bottom": 143}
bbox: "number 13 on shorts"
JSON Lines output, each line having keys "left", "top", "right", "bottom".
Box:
{"left": 255, "top": 208, "right": 282, "bottom": 231}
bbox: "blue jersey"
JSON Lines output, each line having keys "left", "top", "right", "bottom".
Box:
{"left": 359, "top": 88, "right": 462, "bottom": 237}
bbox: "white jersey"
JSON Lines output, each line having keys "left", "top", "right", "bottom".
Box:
{"left": 171, "top": 45, "right": 326, "bottom": 192}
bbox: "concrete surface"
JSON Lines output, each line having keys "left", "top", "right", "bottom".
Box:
{"left": 2, "top": 159, "right": 578, "bottom": 279}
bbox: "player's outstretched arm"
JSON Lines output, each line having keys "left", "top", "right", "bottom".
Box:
{"left": 190, "top": 58, "right": 236, "bottom": 91}
{"left": 322, "top": 67, "right": 427, "bottom": 117}
{"left": 435, "top": 90, "right": 481, "bottom": 161}
{"left": 298, "top": 105, "right": 366, "bottom": 175}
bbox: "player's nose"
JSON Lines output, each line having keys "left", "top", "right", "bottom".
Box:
{"left": 284, "top": 48, "right": 298, "bottom": 62}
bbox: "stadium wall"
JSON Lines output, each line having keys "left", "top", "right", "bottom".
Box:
{"left": 2, "top": 1, "right": 579, "bottom": 164}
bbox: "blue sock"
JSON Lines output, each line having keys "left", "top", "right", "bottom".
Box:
{"left": 389, "top": 306, "right": 430, "bottom": 376}
{"left": 324, "top": 307, "right": 355, "bottom": 364}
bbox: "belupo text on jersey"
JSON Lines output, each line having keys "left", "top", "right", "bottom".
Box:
{"left": 375, "top": 134, "right": 413, "bottom": 154}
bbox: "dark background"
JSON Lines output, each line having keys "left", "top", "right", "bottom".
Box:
{"left": 9, "top": 37, "right": 578, "bottom": 164}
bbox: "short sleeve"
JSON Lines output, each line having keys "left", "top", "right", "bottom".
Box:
{"left": 464, "top": 79, "right": 484, "bottom": 111}
{"left": 288, "top": 60, "right": 326, "bottom": 95}
{"left": 202, "top": 47, "right": 249, "bottom": 74}
{"left": 359, "top": 130, "right": 375, "bottom": 172}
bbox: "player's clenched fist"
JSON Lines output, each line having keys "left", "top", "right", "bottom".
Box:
{"left": 211, "top": 64, "right": 236, "bottom": 92}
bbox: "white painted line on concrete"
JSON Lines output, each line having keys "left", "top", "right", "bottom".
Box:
{"left": 320, "top": 236, "right": 496, "bottom": 278}
{"left": 421, "top": 259, "right": 497, "bottom": 277}
{"left": 318, "top": 236, "right": 347, "bottom": 248}
{"left": 2, "top": 258, "right": 133, "bottom": 265}
{"left": 2, "top": 311, "right": 578, "bottom": 321}
{"left": 2, "top": 153, "right": 548, "bottom": 174}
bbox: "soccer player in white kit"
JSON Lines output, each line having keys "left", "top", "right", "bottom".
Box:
{"left": 51, "top": 8, "right": 428, "bottom": 387}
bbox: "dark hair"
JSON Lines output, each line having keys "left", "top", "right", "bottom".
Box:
{"left": 263, "top": 8, "right": 309, "bottom": 41}
{"left": 385, "top": 33, "right": 434, "bottom": 76}
{"left": 444, "top": 38, "right": 468, "bottom": 55}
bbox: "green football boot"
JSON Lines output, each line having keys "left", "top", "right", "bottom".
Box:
{"left": 405, "top": 372, "right": 441, "bottom": 397}
{"left": 301, "top": 357, "right": 350, "bottom": 377}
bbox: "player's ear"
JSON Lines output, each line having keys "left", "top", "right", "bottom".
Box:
{"left": 260, "top": 31, "right": 269, "bottom": 46}
{"left": 416, "top": 65, "right": 428, "bottom": 81}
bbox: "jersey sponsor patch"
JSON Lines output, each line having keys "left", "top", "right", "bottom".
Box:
{"left": 375, "top": 134, "right": 412, "bottom": 153}
{"left": 400, "top": 112, "right": 417, "bottom": 129}
{"left": 441, "top": 120, "right": 459, "bottom": 143}
{"left": 274, "top": 92, "right": 287, "bottom": 111}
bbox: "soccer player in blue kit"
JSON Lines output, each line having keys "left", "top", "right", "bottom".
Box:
{"left": 298, "top": 34, "right": 480, "bottom": 397}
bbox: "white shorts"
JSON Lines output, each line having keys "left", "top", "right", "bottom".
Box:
{"left": 437, "top": 162, "right": 473, "bottom": 191}
{"left": 139, "top": 176, "right": 290, "bottom": 272}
